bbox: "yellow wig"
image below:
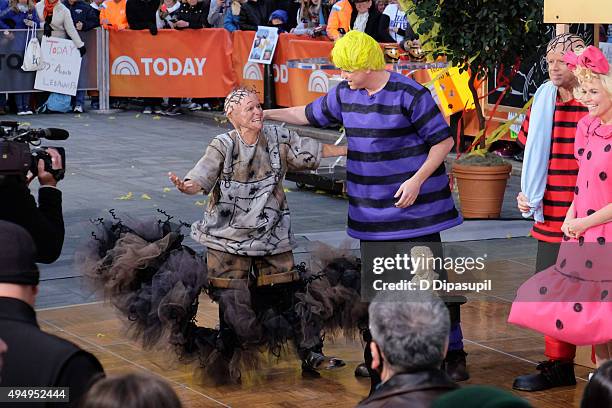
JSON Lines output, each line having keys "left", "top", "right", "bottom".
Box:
{"left": 330, "top": 31, "right": 386, "bottom": 72}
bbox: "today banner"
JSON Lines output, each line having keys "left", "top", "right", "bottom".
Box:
{"left": 109, "top": 29, "right": 236, "bottom": 98}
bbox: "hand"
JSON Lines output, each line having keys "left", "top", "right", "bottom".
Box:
{"left": 168, "top": 172, "right": 202, "bottom": 194}
{"left": 563, "top": 217, "right": 591, "bottom": 239}
{"left": 43, "top": 22, "right": 52, "bottom": 37}
{"left": 517, "top": 192, "right": 530, "bottom": 213}
{"left": 37, "top": 148, "right": 63, "bottom": 187}
{"left": 394, "top": 177, "right": 422, "bottom": 208}
{"left": 24, "top": 19, "right": 35, "bottom": 27}
{"left": 78, "top": 45, "right": 86, "bottom": 57}
{"left": 76, "top": 21, "right": 83, "bottom": 30}
{"left": 175, "top": 20, "right": 189, "bottom": 28}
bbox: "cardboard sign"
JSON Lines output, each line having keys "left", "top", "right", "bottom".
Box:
{"left": 34, "top": 36, "right": 82, "bottom": 96}
{"left": 248, "top": 26, "right": 279, "bottom": 65}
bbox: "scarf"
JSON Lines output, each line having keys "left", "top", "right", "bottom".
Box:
{"left": 43, "top": 0, "right": 59, "bottom": 19}
{"left": 520, "top": 80, "right": 557, "bottom": 223}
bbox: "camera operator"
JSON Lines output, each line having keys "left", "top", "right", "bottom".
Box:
{"left": 0, "top": 148, "right": 65, "bottom": 264}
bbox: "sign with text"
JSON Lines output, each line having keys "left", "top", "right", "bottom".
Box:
{"left": 109, "top": 29, "right": 236, "bottom": 98}
{"left": 248, "top": 26, "right": 279, "bottom": 65}
{"left": 34, "top": 36, "right": 81, "bottom": 96}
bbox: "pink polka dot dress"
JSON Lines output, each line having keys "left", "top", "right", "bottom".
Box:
{"left": 508, "top": 115, "right": 612, "bottom": 346}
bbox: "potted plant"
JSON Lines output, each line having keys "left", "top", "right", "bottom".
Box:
{"left": 403, "top": 0, "right": 548, "bottom": 218}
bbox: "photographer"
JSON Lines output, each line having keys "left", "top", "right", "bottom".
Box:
{"left": 0, "top": 148, "right": 64, "bottom": 264}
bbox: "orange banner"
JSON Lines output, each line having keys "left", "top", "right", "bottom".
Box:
{"left": 231, "top": 31, "right": 264, "bottom": 99}
{"left": 286, "top": 39, "right": 335, "bottom": 106}
{"left": 109, "top": 29, "right": 236, "bottom": 98}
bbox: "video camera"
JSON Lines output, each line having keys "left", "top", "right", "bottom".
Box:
{"left": 0, "top": 121, "right": 69, "bottom": 182}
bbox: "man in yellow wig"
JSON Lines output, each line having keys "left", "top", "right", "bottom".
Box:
{"left": 265, "top": 31, "right": 468, "bottom": 391}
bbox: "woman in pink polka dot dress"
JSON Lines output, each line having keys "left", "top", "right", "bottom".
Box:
{"left": 509, "top": 46, "right": 612, "bottom": 367}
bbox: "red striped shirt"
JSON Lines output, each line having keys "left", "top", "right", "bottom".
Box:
{"left": 517, "top": 97, "right": 588, "bottom": 242}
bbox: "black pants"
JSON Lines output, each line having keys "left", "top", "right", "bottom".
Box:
{"left": 535, "top": 240, "right": 561, "bottom": 274}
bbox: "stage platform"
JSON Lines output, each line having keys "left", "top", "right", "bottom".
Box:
{"left": 37, "top": 257, "right": 590, "bottom": 408}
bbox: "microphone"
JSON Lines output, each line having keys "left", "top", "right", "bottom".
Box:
{"left": 35, "top": 128, "right": 70, "bottom": 140}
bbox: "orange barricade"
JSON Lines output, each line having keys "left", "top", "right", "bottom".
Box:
{"left": 109, "top": 29, "right": 236, "bottom": 98}
{"left": 231, "top": 31, "right": 264, "bottom": 97}
{"left": 286, "top": 38, "right": 335, "bottom": 106}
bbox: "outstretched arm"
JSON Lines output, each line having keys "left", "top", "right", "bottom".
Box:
{"left": 322, "top": 144, "right": 347, "bottom": 157}
{"left": 264, "top": 106, "right": 309, "bottom": 125}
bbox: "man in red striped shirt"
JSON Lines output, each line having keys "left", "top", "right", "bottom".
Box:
{"left": 514, "top": 33, "right": 588, "bottom": 392}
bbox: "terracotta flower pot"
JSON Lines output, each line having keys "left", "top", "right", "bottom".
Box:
{"left": 452, "top": 162, "right": 512, "bottom": 219}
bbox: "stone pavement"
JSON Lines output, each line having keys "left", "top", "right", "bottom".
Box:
{"left": 1, "top": 111, "right": 535, "bottom": 309}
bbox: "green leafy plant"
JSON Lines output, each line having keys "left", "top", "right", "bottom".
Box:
{"left": 403, "top": 0, "right": 548, "bottom": 154}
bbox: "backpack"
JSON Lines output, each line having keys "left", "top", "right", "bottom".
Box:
{"left": 38, "top": 93, "right": 73, "bottom": 113}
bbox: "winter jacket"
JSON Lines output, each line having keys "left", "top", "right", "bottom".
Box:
{"left": 238, "top": 0, "right": 273, "bottom": 31}
{"left": 208, "top": 0, "right": 230, "bottom": 28}
{"left": 99, "top": 0, "right": 128, "bottom": 30}
{"left": 64, "top": 0, "right": 99, "bottom": 31}
{"left": 0, "top": 7, "right": 39, "bottom": 30}
{"left": 223, "top": 6, "right": 240, "bottom": 32}
{"left": 326, "top": 0, "right": 350, "bottom": 40}
{"left": 349, "top": 2, "right": 394, "bottom": 43}
{"left": 176, "top": 1, "right": 210, "bottom": 29}
{"left": 35, "top": 1, "right": 85, "bottom": 47}
{"left": 156, "top": 1, "right": 181, "bottom": 29}
{"left": 126, "top": 0, "right": 158, "bottom": 32}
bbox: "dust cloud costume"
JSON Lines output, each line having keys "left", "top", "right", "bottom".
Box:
{"left": 78, "top": 125, "right": 367, "bottom": 382}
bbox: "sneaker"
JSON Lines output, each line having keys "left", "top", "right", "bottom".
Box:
{"left": 23, "top": 110, "right": 33, "bottom": 115}
{"left": 142, "top": 106, "right": 152, "bottom": 114}
{"left": 73, "top": 105, "right": 83, "bottom": 113}
{"left": 164, "top": 106, "right": 182, "bottom": 116}
{"left": 442, "top": 349, "right": 470, "bottom": 382}
{"left": 354, "top": 362, "right": 371, "bottom": 378}
{"left": 153, "top": 106, "right": 164, "bottom": 114}
{"left": 202, "top": 103, "right": 212, "bottom": 111}
{"left": 187, "top": 102, "right": 202, "bottom": 111}
{"left": 512, "top": 360, "right": 576, "bottom": 392}
{"left": 17, "top": 111, "right": 27, "bottom": 116}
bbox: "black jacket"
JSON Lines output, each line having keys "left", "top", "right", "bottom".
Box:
{"left": 126, "top": 0, "right": 159, "bottom": 33}
{"left": 349, "top": 1, "right": 395, "bottom": 43}
{"left": 238, "top": 0, "right": 274, "bottom": 31}
{"left": 176, "top": 1, "right": 210, "bottom": 29}
{"left": 0, "top": 178, "right": 64, "bottom": 264}
{"left": 0, "top": 297, "right": 105, "bottom": 407}
{"left": 63, "top": 0, "right": 100, "bottom": 31}
{"left": 356, "top": 369, "right": 459, "bottom": 408}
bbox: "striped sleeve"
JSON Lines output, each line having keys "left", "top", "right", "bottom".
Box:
{"left": 305, "top": 84, "right": 343, "bottom": 128}
{"left": 409, "top": 89, "right": 451, "bottom": 146}
{"left": 516, "top": 107, "right": 531, "bottom": 148}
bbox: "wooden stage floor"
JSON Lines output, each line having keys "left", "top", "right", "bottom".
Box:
{"left": 37, "top": 257, "right": 590, "bottom": 407}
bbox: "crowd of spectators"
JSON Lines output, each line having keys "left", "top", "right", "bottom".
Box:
{"left": 0, "top": 0, "right": 414, "bottom": 115}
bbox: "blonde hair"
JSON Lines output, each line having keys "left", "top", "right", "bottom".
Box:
{"left": 572, "top": 48, "right": 612, "bottom": 102}
{"left": 330, "top": 31, "right": 386, "bottom": 72}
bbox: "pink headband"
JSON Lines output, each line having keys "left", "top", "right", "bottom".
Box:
{"left": 563, "top": 46, "right": 610, "bottom": 74}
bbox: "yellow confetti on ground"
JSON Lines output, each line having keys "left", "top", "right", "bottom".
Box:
{"left": 116, "top": 192, "right": 133, "bottom": 200}
{"left": 195, "top": 200, "right": 206, "bottom": 206}
{"left": 314, "top": 190, "right": 327, "bottom": 194}
{"left": 20, "top": 122, "right": 31, "bottom": 126}
{"left": 506, "top": 234, "right": 513, "bottom": 239}
{"left": 108, "top": 116, "right": 116, "bottom": 120}
{"left": 141, "top": 194, "right": 152, "bottom": 200}
{"left": 163, "top": 187, "right": 171, "bottom": 192}
{"left": 74, "top": 114, "right": 81, "bottom": 118}
{"left": 96, "top": 333, "right": 105, "bottom": 338}
{"left": 135, "top": 114, "right": 141, "bottom": 118}
{"left": 283, "top": 188, "right": 292, "bottom": 193}
{"left": 153, "top": 115, "right": 161, "bottom": 120}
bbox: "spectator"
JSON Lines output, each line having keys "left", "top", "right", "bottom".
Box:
{"left": 0, "top": 221, "right": 105, "bottom": 407}
{"left": 374, "top": 0, "right": 384, "bottom": 13}
{"left": 175, "top": 0, "right": 210, "bottom": 29}
{"left": 581, "top": 360, "right": 612, "bottom": 408}
{"left": 89, "top": 0, "right": 105, "bottom": 12}
{"left": 292, "top": 0, "right": 327, "bottom": 36}
{"left": 356, "top": 292, "right": 458, "bottom": 407}
{"left": 238, "top": 0, "right": 273, "bottom": 31}
{"left": 156, "top": 0, "right": 181, "bottom": 29}
{"left": 223, "top": 0, "right": 242, "bottom": 32}
{"left": 268, "top": 8, "right": 287, "bottom": 32}
{"left": 126, "top": 0, "right": 162, "bottom": 114}
{"left": 207, "top": 0, "right": 229, "bottom": 28}
{"left": 325, "top": 0, "right": 349, "bottom": 40}
{"left": 349, "top": 0, "right": 394, "bottom": 43}
{"left": 81, "top": 373, "right": 182, "bottom": 408}
{"left": 99, "top": 0, "right": 127, "bottom": 30}
{"left": 64, "top": 0, "right": 99, "bottom": 113}
{"left": 382, "top": 0, "right": 414, "bottom": 44}
{"left": 35, "top": 0, "right": 86, "bottom": 53}
{"left": 0, "top": 0, "right": 39, "bottom": 115}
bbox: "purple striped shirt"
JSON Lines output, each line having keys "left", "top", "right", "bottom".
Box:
{"left": 305, "top": 71, "right": 462, "bottom": 240}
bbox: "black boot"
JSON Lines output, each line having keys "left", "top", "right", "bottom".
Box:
{"left": 513, "top": 360, "right": 576, "bottom": 391}
{"left": 354, "top": 363, "right": 371, "bottom": 378}
{"left": 443, "top": 349, "right": 469, "bottom": 382}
